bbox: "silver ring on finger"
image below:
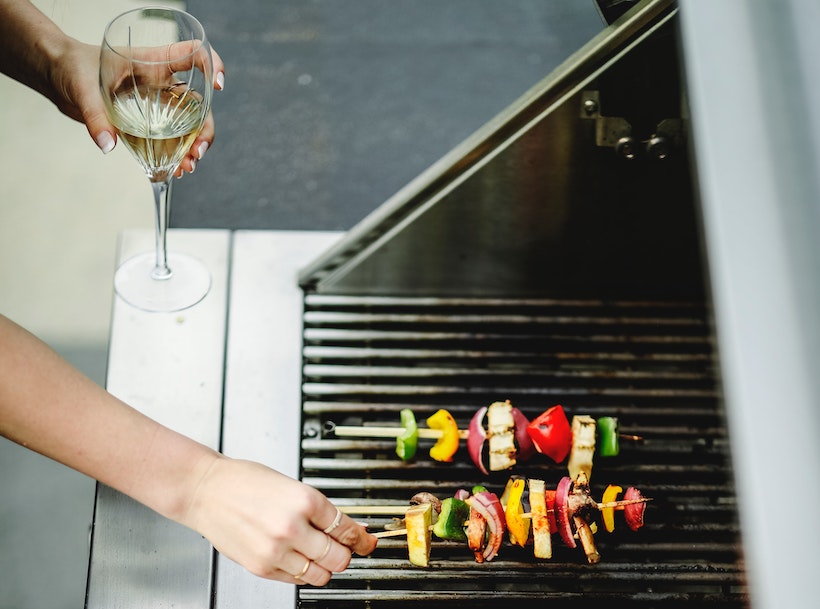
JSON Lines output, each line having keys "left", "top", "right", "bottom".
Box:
{"left": 323, "top": 507, "right": 343, "bottom": 534}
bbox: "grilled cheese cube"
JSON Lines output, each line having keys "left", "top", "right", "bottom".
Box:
{"left": 487, "top": 401, "right": 517, "bottom": 471}
{"left": 528, "top": 478, "right": 552, "bottom": 559}
{"left": 567, "top": 415, "right": 596, "bottom": 482}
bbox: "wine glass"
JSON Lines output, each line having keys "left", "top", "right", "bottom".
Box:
{"left": 100, "top": 7, "right": 214, "bottom": 312}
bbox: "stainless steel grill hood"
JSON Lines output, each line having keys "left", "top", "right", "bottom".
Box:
{"left": 299, "top": 0, "right": 699, "bottom": 299}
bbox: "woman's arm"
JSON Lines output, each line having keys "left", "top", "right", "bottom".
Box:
{"left": 0, "top": 314, "right": 377, "bottom": 585}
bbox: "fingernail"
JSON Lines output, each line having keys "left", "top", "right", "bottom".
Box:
{"left": 189, "top": 158, "right": 197, "bottom": 173}
{"left": 95, "top": 131, "right": 116, "bottom": 154}
{"left": 216, "top": 71, "right": 225, "bottom": 90}
{"left": 197, "top": 141, "right": 209, "bottom": 159}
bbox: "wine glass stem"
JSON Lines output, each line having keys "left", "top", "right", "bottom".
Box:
{"left": 151, "top": 178, "right": 173, "bottom": 281}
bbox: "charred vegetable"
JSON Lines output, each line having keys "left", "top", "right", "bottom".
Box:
{"left": 528, "top": 478, "right": 553, "bottom": 559}
{"left": 468, "top": 400, "right": 534, "bottom": 473}
{"left": 567, "top": 415, "right": 596, "bottom": 482}
{"left": 465, "top": 490, "right": 506, "bottom": 562}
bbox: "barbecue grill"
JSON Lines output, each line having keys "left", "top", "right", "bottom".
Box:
{"left": 293, "top": 1, "right": 744, "bottom": 606}
{"left": 86, "top": 1, "right": 820, "bottom": 608}
{"left": 298, "top": 296, "right": 741, "bottom": 607}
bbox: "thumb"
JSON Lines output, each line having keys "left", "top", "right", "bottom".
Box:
{"left": 84, "top": 106, "right": 117, "bottom": 154}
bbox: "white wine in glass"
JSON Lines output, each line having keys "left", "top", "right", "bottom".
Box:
{"left": 100, "top": 7, "right": 214, "bottom": 312}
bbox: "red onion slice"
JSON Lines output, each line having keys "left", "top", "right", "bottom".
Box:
{"left": 511, "top": 406, "right": 536, "bottom": 462}
{"left": 554, "top": 476, "right": 576, "bottom": 548}
{"left": 623, "top": 486, "right": 646, "bottom": 531}
{"left": 467, "top": 406, "right": 489, "bottom": 475}
{"left": 466, "top": 491, "right": 506, "bottom": 562}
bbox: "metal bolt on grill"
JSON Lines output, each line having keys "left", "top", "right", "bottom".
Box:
{"left": 298, "top": 294, "right": 749, "bottom": 608}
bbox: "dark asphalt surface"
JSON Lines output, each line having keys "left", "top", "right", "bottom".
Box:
{"left": 171, "top": 1, "right": 603, "bottom": 230}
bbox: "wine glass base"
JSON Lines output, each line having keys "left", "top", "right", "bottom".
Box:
{"left": 114, "top": 252, "right": 211, "bottom": 313}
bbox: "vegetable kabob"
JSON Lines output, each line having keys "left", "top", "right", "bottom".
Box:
{"left": 330, "top": 400, "right": 640, "bottom": 481}
{"left": 342, "top": 474, "right": 650, "bottom": 567}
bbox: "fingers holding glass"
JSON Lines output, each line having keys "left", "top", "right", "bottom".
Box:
{"left": 175, "top": 110, "right": 214, "bottom": 177}
{"left": 165, "top": 42, "right": 220, "bottom": 176}
{"left": 211, "top": 47, "right": 226, "bottom": 90}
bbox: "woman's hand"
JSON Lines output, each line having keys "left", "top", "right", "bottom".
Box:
{"left": 181, "top": 455, "right": 378, "bottom": 586}
{"left": 51, "top": 37, "right": 225, "bottom": 174}
{"left": 1, "top": 1, "right": 224, "bottom": 173}
{"left": 1, "top": 314, "right": 374, "bottom": 588}
{"left": 41, "top": 35, "right": 224, "bottom": 177}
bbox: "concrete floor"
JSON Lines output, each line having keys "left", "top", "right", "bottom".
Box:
{"left": 0, "top": 2, "right": 175, "bottom": 608}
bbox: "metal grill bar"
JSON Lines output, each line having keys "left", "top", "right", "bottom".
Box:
{"left": 299, "top": 295, "right": 747, "bottom": 608}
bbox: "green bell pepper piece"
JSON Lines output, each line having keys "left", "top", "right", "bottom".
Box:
{"left": 396, "top": 409, "right": 419, "bottom": 460}
{"left": 432, "top": 497, "right": 470, "bottom": 541}
{"left": 596, "top": 416, "right": 620, "bottom": 457}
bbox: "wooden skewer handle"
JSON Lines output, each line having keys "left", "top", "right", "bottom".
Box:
{"left": 596, "top": 497, "right": 652, "bottom": 510}
{"left": 520, "top": 497, "right": 651, "bottom": 519}
{"left": 332, "top": 422, "right": 639, "bottom": 443}
{"left": 332, "top": 425, "right": 469, "bottom": 440}
{"left": 373, "top": 528, "right": 411, "bottom": 539}
{"left": 373, "top": 524, "right": 436, "bottom": 539}
{"left": 338, "top": 505, "right": 412, "bottom": 515}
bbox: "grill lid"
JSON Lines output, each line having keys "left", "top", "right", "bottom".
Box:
{"left": 298, "top": 0, "right": 700, "bottom": 299}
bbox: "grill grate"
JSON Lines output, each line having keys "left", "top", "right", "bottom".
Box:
{"left": 299, "top": 295, "right": 749, "bottom": 608}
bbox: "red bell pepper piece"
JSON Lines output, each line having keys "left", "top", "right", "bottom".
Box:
{"left": 526, "top": 404, "right": 573, "bottom": 463}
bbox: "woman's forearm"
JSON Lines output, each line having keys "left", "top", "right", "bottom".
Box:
{"left": 0, "top": 314, "right": 217, "bottom": 522}
{"left": 0, "top": 0, "right": 72, "bottom": 99}
{"left": 0, "top": 313, "right": 378, "bottom": 585}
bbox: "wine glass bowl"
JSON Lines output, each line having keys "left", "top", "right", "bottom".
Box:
{"left": 100, "top": 7, "right": 214, "bottom": 311}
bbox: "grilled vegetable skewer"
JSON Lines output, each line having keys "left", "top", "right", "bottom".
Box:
{"left": 348, "top": 475, "right": 651, "bottom": 566}
{"left": 368, "top": 495, "right": 650, "bottom": 539}
{"left": 329, "top": 401, "right": 642, "bottom": 480}
{"left": 344, "top": 495, "right": 650, "bottom": 519}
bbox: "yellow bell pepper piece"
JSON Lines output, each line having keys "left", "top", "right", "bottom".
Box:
{"left": 504, "top": 477, "right": 530, "bottom": 547}
{"left": 426, "top": 409, "right": 460, "bottom": 462}
{"left": 499, "top": 476, "right": 516, "bottom": 508}
{"left": 406, "top": 503, "right": 433, "bottom": 567}
{"left": 602, "top": 484, "right": 623, "bottom": 533}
